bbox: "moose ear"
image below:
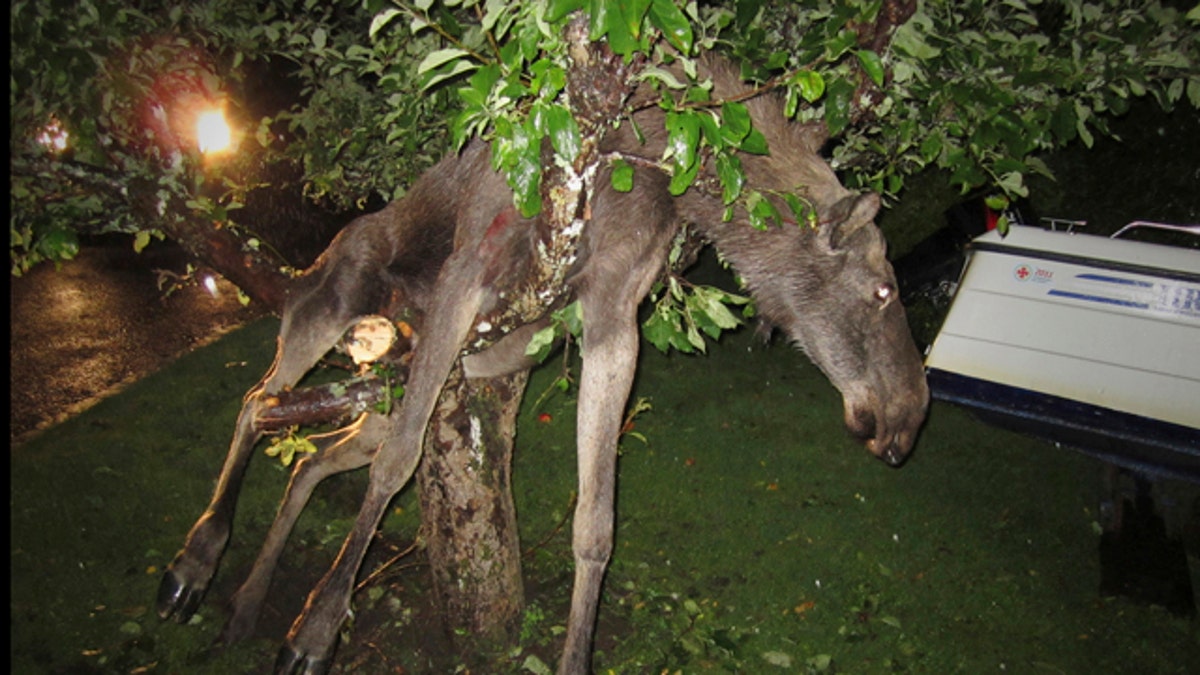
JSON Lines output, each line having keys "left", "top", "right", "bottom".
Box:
{"left": 819, "top": 192, "right": 881, "bottom": 251}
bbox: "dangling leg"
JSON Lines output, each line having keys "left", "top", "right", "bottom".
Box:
{"left": 219, "top": 414, "right": 387, "bottom": 644}
{"left": 556, "top": 171, "right": 678, "bottom": 674}
{"left": 274, "top": 271, "right": 486, "bottom": 675}
{"left": 557, "top": 297, "right": 641, "bottom": 675}
{"left": 158, "top": 285, "right": 361, "bottom": 624}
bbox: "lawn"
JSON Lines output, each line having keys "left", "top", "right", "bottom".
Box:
{"left": 11, "top": 305, "right": 1200, "bottom": 673}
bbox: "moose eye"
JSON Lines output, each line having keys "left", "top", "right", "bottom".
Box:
{"left": 874, "top": 282, "right": 895, "bottom": 304}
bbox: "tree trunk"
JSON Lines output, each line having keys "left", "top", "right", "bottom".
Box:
{"left": 417, "top": 365, "right": 529, "bottom": 644}
{"left": 159, "top": 214, "right": 293, "bottom": 313}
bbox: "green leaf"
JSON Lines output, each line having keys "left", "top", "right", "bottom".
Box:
{"left": 666, "top": 111, "right": 700, "bottom": 168}
{"left": 996, "top": 170, "right": 1027, "bottom": 198}
{"left": 133, "top": 230, "right": 152, "bottom": 253}
{"left": 521, "top": 654, "right": 554, "bottom": 675}
{"left": 525, "top": 324, "right": 561, "bottom": 362}
{"left": 791, "top": 70, "right": 826, "bottom": 103}
{"left": 984, "top": 194, "right": 1010, "bottom": 211}
{"left": 739, "top": 128, "right": 769, "bottom": 154}
{"left": 806, "top": 653, "right": 833, "bottom": 672}
{"left": 420, "top": 59, "right": 478, "bottom": 91}
{"left": 668, "top": 158, "right": 699, "bottom": 196}
{"left": 497, "top": 120, "right": 545, "bottom": 217}
{"left": 692, "top": 286, "right": 744, "bottom": 331}
{"left": 588, "top": 0, "right": 611, "bottom": 41}
{"left": 1167, "top": 78, "right": 1184, "bottom": 104}
{"left": 554, "top": 300, "right": 584, "bottom": 337}
{"left": 698, "top": 113, "right": 723, "bottom": 147}
{"left": 530, "top": 59, "right": 567, "bottom": 97}
{"left": 546, "top": 0, "right": 584, "bottom": 23}
{"left": 747, "top": 191, "right": 782, "bottom": 229}
{"left": 665, "top": 110, "right": 701, "bottom": 194}
{"left": 785, "top": 86, "right": 799, "bottom": 118}
{"left": 621, "top": 0, "right": 653, "bottom": 38}
{"left": 602, "top": 0, "right": 639, "bottom": 55}
{"left": 1050, "top": 100, "right": 1077, "bottom": 143}
{"left": 417, "top": 48, "right": 471, "bottom": 75}
{"left": 856, "top": 49, "right": 885, "bottom": 87}
{"left": 642, "top": 305, "right": 678, "bottom": 353}
{"left": 919, "top": 133, "right": 943, "bottom": 163}
{"left": 892, "top": 15, "right": 941, "bottom": 59}
{"left": 38, "top": 226, "right": 80, "bottom": 261}
{"left": 825, "top": 29, "right": 857, "bottom": 60}
{"left": 543, "top": 104, "right": 580, "bottom": 162}
{"left": 611, "top": 158, "right": 634, "bottom": 192}
{"left": 684, "top": 320, "right": 706, "bottom": 352}
{"left": 1074, "top": 101, "right": 1095, "bottom": 148}
{"left": 648, "top": 0, "right": 694, "bottom": 54}
{"left": 824, "top": 77, "right": 855, "bottom": 136}
{"left": 369, "top": 8, "right": 403, "bottom": 38}
{"left": 716, "top": 152, "right": 744, "bottom": 204}
{"left": 761, "top": 650, "right": 793, "bottom": 668}
{"left": 781, "top": 192, "right": 816, "bottom": 227}
{"left": 720, "top": 101, "right": 752, "bottom": 144}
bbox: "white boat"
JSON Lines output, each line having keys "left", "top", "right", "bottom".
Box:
{"left": 923, "top": 223, "right": 1200, "bottom": 481}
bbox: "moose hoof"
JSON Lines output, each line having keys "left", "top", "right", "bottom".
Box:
{"left": 156, "top": 569, "right": 206, "bottom": 623}
{"left": 274, "top": 643, "right": 335, "bottom": 675}
{"left": 216, "top": 607, "right": 259, "bottom": 646}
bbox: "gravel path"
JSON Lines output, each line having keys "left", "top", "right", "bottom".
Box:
{"left": 9, "top": 238, "right": 266, "bottom": 444}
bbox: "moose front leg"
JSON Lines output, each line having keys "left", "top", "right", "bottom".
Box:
{"left": 273, "top": 433, "right": 425, "bottom": 675}
{"left": 559, "top": 299, "right": 641, "bottom": 675}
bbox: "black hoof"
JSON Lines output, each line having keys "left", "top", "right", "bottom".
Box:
{"left": 274, "top": 643, "right": 335, "bottom": 675}
{"left": 156, "top": 568, "right": 206, "bottom": 623}
{"left": 216, "top": 610, "right": 256, "bottom": 647}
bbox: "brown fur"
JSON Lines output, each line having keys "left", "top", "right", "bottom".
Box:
{"left": 157, "top": 56, "right": 928, "bottom": 675}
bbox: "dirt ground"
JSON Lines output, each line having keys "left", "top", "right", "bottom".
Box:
{"left": 9, "top": 236, "right": 266, "bottom": 445}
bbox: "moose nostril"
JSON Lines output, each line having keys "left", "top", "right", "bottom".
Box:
{"left": 871, "top": 436, "right": 907, "bottom": 467}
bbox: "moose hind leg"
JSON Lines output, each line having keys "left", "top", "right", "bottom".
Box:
{"left": 158, "top": 285, "right": 364, "bottom": 625}
{"left": 157, "top": 398, "right": 269, "bottom": 624}
{"left": 219, "top": 415, "right": 385, "bottom": 644}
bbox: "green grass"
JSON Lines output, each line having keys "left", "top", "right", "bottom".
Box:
{"left": 11, "top": 312, "right": 1200, "bottom": 674}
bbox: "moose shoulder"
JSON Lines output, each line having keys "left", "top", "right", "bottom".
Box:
{"left": 156, "top": 54, "right": 928, "bottom": 675}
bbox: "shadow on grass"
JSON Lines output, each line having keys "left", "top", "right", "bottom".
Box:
{"left": 12, "top": 309, "right": 1200, "bottom": 674}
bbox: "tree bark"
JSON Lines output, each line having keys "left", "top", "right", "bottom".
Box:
{"left": 158, "top": 214, "right": 293, "bottom": 313}
{"left": 254, "top": 375, "right": 391, "bottom": 431}
{"left": 408, "top": 16, "right": 638, "bottom": 647}
{"left": 417, "top": 366, "right": 529, "bottom": 644}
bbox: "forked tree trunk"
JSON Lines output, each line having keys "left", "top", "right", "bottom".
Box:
{"left": 417, "top": 365, "right": 529, "bottom": 643}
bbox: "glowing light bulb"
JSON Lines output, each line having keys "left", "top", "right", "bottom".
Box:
{"left": 196, "top": 109, "right": 231, "bottom": 154}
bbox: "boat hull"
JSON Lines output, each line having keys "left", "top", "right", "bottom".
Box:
{"left": 924, "top": 226, "right": 1200, "bottom": 480}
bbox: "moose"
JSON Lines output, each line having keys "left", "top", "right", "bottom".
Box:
{"left": 157, "top": 52, "right": 929, "bottom": 674}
